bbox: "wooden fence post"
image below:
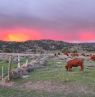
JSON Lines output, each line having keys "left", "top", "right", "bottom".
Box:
{"left": 18, "top": 54, "right": 21, "bottom": 68}
{"left": 2, "top": 66, "right": 4, "bottom": 81}
{"left": 8, "top": 55, "right": 12, "bottom": 81}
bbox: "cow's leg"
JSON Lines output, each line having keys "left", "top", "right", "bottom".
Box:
{"left": 80, "top": 64, "right": 84, "bottom": 71}
{"left": 68, "top": 67, "right": 72, "bottom": 71}
{"left": 65, "top": 65, "right": 68, "bottom": 71}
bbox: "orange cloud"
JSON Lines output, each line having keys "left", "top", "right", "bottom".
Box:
{"left": 7, "top": 33, "right": 29, "bottom": 42}
{"left": 0, "top": 28, "right": 42, "bottom": 41}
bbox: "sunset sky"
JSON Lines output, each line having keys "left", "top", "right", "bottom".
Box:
{"left": 0, "top": 0, "right": 95, "bottom": 42}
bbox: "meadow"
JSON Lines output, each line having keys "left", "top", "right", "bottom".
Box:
{"left": 0, "top": 55, "right": 95, "bottom": 97}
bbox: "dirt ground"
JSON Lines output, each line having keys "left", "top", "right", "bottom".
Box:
{"left": 1, "top": 80, "right": 95, "bottom": 96}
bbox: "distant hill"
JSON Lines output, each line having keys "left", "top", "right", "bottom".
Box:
{"left": 0, "top": 40, "right": 95, "bottom": 53}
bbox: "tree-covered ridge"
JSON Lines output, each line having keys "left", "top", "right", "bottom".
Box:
{"left": 0, "top": 40, "right": 95, "bottom": 53}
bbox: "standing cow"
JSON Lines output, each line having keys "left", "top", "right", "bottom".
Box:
{"left": 65, "top": 58, "right": 84, "bottom": 71}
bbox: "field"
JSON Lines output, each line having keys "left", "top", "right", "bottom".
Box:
{"left": 0, "top": 54, "right": 95, "bottom": 97}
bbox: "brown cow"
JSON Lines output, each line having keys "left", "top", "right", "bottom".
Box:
{"left": 65, "top": 58, "right": 84, "bottom": 71}
{"left": 71, "top": 53, "right": 79, "bottom": 57}
{"left": 90, "top": 55, "right": 95, "bottom": 61}
{"left": 64, "top": 52, "right": 69, "bottom": 56}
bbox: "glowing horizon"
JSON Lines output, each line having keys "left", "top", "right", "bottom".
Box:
{"left": 0, "top": 28, "right": 95, "bottom": 43}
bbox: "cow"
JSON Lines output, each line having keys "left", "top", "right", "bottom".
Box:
{"left": 71, "top": 53, "right": 79, "bottom": 57}
{"left": 54, "top": 53, "right": 57, "bottom": 56}
{"left": 81, "top": 53, "right": 85, "bottom": 56}
{"left": 64, "top": 52, "right": 69, "bottom": 56}
{"left": 90, "top": 55, "right": 95, "bottom": 61}
{"left": 65, "top": 58, "right": 84, "bottom": 71}
{"left": 58, "top": 52, "right": 61, "bottom": 55}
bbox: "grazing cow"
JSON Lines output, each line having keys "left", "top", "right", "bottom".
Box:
{"left": 65, "top": 58, "right": 84, "bottom": 71}
{"left": 54, "top": 53, "right": 57, "bottom": 56}
{"left": 81, "top": 53, "right": 85, "bottom": 56}
{"left": 90, "top": 55, "right": 95, "bottom": 61}
{"left": 64, "top": 52, "right": 69, "bottom": 56}
{"left": 71, "top": 53, "right": 79, "bottom": 57}
{"left": 58, "top": 52, "right": 61, "bottom": 55}
{"left": 54, "top": 53, "right": 58, "bottom": 57}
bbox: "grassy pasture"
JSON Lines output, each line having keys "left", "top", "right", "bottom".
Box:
{"left": 0, "top": 57, "right": 95, "bottom": 97}
{"left": 16, "top": 58, "right": 95, "bottom": 85}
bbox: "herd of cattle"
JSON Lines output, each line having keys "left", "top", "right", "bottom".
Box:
{"left": 55, "top": 52, "right": 95, "bottom": 71}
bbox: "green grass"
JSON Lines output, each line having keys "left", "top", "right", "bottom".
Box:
{"left": 0, "top": 60, "right": 18, "bottom": 77}
{"left": 0, "top": 88, "right": 63, "bottom": 97}
{"left": 1, "top": 58, "right": 95, "bottom": 97}
{"left": 15, "top": 59, "right": 95, "bottom": 86}
{"left": 0, "top": 88, "right": 94, "bottom": 97}
{"left": 0, "top": 57, "right": 28, "bottom": 77}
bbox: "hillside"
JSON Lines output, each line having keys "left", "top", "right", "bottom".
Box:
{"left": 0, "top": 40, "right": 95, "bottom": 53}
